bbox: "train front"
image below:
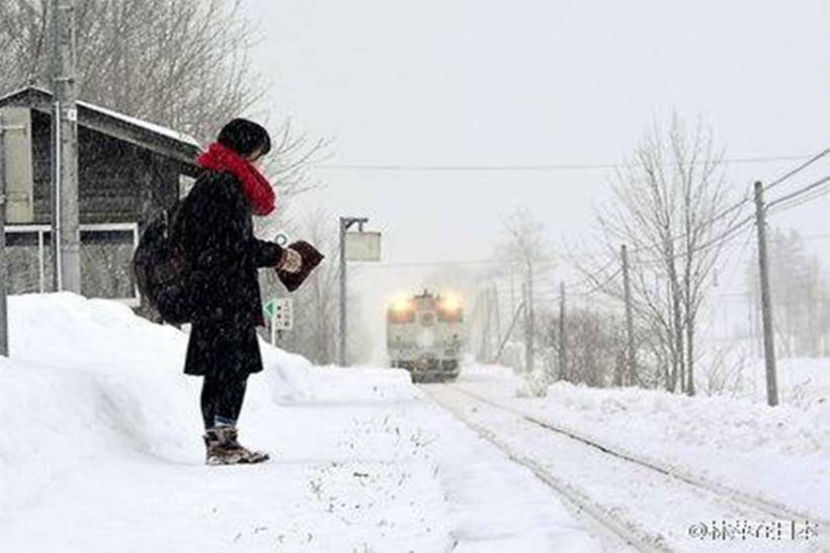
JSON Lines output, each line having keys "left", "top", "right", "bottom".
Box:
{"left": 386, "top": 290, "right": 464, "bottom": 383}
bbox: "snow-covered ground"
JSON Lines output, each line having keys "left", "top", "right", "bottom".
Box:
{"left": 0, "top": 293, "right": 600, "bottom": 553}
{"left": 5, "top": 293, "right": 827, "bottom": 552}
{"left": 456, "top": 364, "right": 830, "bottom": 522}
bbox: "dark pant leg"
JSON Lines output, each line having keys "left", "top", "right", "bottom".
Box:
{"left": 200, "top": 374, "right": 220, "bottom": 430}
{"left": 200, "top": 372, "right": 248, "bottom": 429}
{"left": 218, "top": 375, "right": 248, "bottom": 422}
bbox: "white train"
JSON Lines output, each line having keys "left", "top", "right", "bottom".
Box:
{"left": 386, "top": 290, "right": 464, "bottom": 382}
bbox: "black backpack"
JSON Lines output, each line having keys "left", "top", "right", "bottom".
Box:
{"left": 132, "top": 200, "right": 194, "bottom": 324}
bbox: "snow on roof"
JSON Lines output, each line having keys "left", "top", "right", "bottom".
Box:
{"left": 0, "top": 85, "right": 202, "bottom": 150}
{"left": 79, "top": 100, "right": 201, "bottom": 149}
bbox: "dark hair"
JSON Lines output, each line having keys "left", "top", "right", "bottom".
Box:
{"left": 217, "top": 118, "right": 271, "bottom": 157}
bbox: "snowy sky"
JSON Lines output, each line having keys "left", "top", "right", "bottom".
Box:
{"left": 239, "top": 0, "right": 830, "bottom": 357}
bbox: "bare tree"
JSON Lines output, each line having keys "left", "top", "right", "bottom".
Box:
{"left": 258, "top": 209, "right": 339, "bottom": 365}
{"left": 493, "top": 207, "right": 553, "bottom": 374}
{"left": 0, "top": 0, "right": 328, "bottom": 202}
{"left": 746, "top": 228, "right": 830, "bottom": 357}
{"left": 577, "top": 113, "right": 743, "bottom": 394}
{"left": 1, "top": 0, "right": 261, "bottom": 140}
{"left": 539, "top": 306, "right": 626, "bottom": 387}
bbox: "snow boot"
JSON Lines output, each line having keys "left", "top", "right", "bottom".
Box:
{"left": 203, "top": 427, "right": 269, "bottom": 465}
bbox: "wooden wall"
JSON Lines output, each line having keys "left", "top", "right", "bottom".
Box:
{"left": 30, "top": 109, "right": 180, "bottom": 227}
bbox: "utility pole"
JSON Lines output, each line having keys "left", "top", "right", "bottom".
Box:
{"left": 338, "top": 216, "right": 368, "bottom": 367}
{"left": 492, "top": 284, "right": 501, "bottom": 353}
{"left": 621, "top": 244, "right": 636, "bottom": 385}
{"left": 522, "top": 282, "right": 529, "bottom": 372}
{"left": 526, "top": 260, "right": 535, "bottom": 373}
{"left": 475, "top": 290, "right": 486, "bottom": 361}
{"left": 558, "top": 281, "right": 566, "bottom": 381}
{"left": 495, "top": 300, "right": 525, "bottom": 361}
{"left": 50, "top": 0, "right": 81, "bottom": 293}
{"left": 753, "top": 181, "right": 779, "bottom": 406}
{"left": 521, "top": 260, "right": 536, "bottom": 374}
{"left": 483, "top": 289, "right": 492, "bottom": 362}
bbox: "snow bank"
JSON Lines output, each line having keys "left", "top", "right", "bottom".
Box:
{"left": 456, "top": 366, "right": 830, "bottom": 520}
{"left": 0, "top": 293, "right": 413, "bottom": 525}
{"left": 8, "top": 292, "right": 316, "bottom": 401}
{"left": 541, "top": 381, "right": 830, "bottom": 517}
{"left": 544, "top": 381, "right": 829, "bottom": 458}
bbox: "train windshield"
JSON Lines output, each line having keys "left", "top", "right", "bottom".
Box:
{"left": 387, "top": 310, "right": 415, "bottom": 324}
{"left": 437, "top": 308, "right": 463, "bottom": 323}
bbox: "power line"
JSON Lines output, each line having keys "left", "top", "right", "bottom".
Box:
{"left": 764, "top": 148, "right": 830, "bottom": 191}
{"left": 576, "top": 150, "right": 830, "bottom": 261}
{"left": 580, "top": 267, "right": 623, "bottom": 296}
{"left": 557, "top": 177, "right": 830, "bottom": 301}
{"left": 766, "top": 175, "right": 830, "bottom": 213}
{"left": 768, "top": 186, "right": 830, "bottom": 216}
{"left": 561, "top": 258, "right": 617, "bottom": 293}
{"left": 713, "top": 224, "right": 756, "bottom": 293}
{"left": 317, "top": 154, "right": 818, "bottom": 173}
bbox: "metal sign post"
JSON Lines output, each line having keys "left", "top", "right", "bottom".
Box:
{"left": 338, "top": 217, "right": 381, "bottom": 367}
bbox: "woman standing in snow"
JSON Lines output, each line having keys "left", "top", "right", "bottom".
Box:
{"left": 180, "top": 119, "right": 302, "bottom": 465}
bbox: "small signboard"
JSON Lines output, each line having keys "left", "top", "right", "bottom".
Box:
{"left": 264, "top": 298, "right": 293, "bottom": 330}
{"left": 345, "top": 231, "right": 381, "bottom": 261}
{"left": 1, "top": 107, "right": 34, "bottom": 223}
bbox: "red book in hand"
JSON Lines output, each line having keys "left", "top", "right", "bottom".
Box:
{"left": 276, "top": 240, "right": 325, "bottom": 292}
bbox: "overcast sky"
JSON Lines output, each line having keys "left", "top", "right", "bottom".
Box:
{"left": 239, "top": 0, "right": 829, "bottom": 358}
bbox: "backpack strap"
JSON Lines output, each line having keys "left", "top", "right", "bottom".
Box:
{"left": 162, "top": 209, "right": 169, "bottom": 239}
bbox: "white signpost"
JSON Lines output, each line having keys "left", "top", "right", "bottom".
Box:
{"left": 264, "top": 297, "right": 293, "bottom": 345}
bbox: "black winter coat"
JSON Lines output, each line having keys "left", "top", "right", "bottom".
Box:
{"left": 179, "top": 171, "right": 283, "bottom": 377}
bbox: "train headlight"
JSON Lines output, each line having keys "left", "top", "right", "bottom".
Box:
{"left": 391, "top": 297, "right": 414, "bottom": 313}
{"left": 438, "top": 292, "right": 463, "bottom": 322}
{"left": 388, "top": 295, "right": 416, "bottom": 323}
{"left": 440, "top": 292, "right": 462, "bottom": 312}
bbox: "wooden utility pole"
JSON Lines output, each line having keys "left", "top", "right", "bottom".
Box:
{"left": 477, "top": 289, "right": 492, "bottom": 362}
{"left": 495, "top": 301, "right": 525, "bottom": 361}
{"left": 525, "top": 260, "right": 535, "bottom": 373}
{"left": 621, "top": 244, "right": 637, "bottom": 385}
{"left": 492, "top": 284, "right": 501, "bottom": 353}
{"left": 509, "top": 263, "right": 515, "bottom": 316}
{"left": 558, "top": 281, "right": 566, "bottom": 381}
{"left": 522, "top": 281, "right": 531, "bottom": 373}
{"left": 484, "top": 288, "right": 493, "bottom": 362}
{"left": 753, "top": 181, "right": 779, "bottom": 406}
{"left": 50, "top": 0, "right": 81, "bottom": 292}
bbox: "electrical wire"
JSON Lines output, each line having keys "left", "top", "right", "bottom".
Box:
{"left": 316, "top": 154, "right": 818, "bottom": 173}
{"left": 562, "top": 258, "right": 617, "bottom": 293}
{"left": 764, "top": 148, "right": 830, "bottom": 191}
{"left": 766, "top": 175, "right": 830, "bottom": 213}
{"left": 768, "top": 186, "right": 830, "bottom": 216}
{"left": 612, "top": 149, "right": 830, "bottom": 256}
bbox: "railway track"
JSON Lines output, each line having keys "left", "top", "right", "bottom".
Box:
{"left": 424, "top": 383, "right": 829, "bottom": 553}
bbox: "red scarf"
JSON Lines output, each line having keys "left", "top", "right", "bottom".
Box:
{"left": 196, "top": 142, "right": 276, "bottom": 216}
